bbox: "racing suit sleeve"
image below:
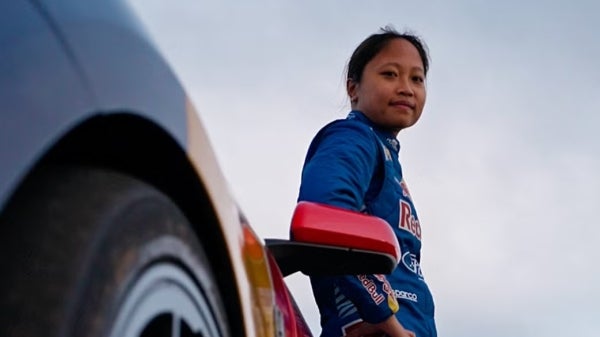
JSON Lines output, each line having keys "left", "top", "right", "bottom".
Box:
{"left": 298, "top": 120, "right": 398, "bottom": 323}
{"left": 299, "top": 120, "right": 377, "bottom": 211}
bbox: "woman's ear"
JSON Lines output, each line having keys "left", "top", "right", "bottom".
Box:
{"left": 346, "top": 79, "right": 358, "bottom": 104}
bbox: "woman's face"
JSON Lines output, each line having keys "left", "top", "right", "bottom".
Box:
{"left": 347, "top": 38, "right": 427, "bottom": 135}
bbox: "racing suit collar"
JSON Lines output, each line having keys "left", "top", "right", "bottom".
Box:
{"left": 347, "top": 110, "right": 401, "bottom": 154}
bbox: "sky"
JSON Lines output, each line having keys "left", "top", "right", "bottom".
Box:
{"left": 127, "top": 1, "right": 600, "bottom": 336}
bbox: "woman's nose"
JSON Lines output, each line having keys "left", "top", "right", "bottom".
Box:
{"left": 396, "top": 77, "right": 414, "bottom": 96}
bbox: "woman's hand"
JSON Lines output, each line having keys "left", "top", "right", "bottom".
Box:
{"left": 344, "top": 315, "right": 415, "bottom": 337}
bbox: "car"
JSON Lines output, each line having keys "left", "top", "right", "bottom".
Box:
{"left": 0, "top": 1, "right": 401, "bottom": 337}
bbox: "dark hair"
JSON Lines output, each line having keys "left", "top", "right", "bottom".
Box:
{"left": 347, "top": 26, "right": 430, "bottom": 83}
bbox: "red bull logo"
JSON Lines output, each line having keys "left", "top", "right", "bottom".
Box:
{"left": 399, "top": 200, "right": 421, "bottom": 240}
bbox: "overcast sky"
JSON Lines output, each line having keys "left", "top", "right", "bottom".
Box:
{"left": 128, "top": 1, "right": 600, "bottom": 336}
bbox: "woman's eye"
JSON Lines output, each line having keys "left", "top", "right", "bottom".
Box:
{"left": 412, "top": 76, "right": 424, "bottom": 83}
{"left": 381, "top": 71, "right": 397, "bottom": 78}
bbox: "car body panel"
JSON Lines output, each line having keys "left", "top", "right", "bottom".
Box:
{"left": 34, "top": 0, "right": 188, "bottom": 143}
{"left": 0, "top": 1, "right": 94, "bottom": 209}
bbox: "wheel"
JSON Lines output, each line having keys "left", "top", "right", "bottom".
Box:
{"left": 0, "top": 165, "right": 229, "bottom": 337}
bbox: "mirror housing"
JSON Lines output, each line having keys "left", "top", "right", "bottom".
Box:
{"left": 266, "top": 201, "right": 400, "bottom": 277}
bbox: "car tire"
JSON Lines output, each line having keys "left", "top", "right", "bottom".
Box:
{"left": 0, "top": 165, "right": 229, "bottom": 337}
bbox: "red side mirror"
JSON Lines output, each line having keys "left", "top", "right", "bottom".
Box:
{"left": 266, "top": 201, "right": 400, "bottom": 277}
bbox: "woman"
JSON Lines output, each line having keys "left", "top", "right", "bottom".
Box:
{"left": 297, "top": 27, "right": 436, "bottom": 337}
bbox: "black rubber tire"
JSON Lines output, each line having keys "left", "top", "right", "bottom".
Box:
{"left": 0, "top": 165, "right": 229, "bottom": 337}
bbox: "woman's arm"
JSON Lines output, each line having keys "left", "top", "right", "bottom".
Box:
{"left": 299, "top": 120, "right": 379, "bottom": 210}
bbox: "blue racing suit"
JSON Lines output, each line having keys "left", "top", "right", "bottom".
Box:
{"left": 298, "top": 111, "right": 436, "bottom": 337}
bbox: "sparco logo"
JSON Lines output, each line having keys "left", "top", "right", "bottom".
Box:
{"left": 401, "top": 252, "right": 423, "bottom": 279}
{"left": 394, "top": 290, "right": 418, "bottom": 302}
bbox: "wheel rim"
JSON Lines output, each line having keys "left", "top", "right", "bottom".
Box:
{"left": 109, "top": 262, "right": 220, "bottom": 337}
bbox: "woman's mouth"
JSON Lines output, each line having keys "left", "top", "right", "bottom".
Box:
{"left": 390, "top": 100, "right": 415, "bottom": 110}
